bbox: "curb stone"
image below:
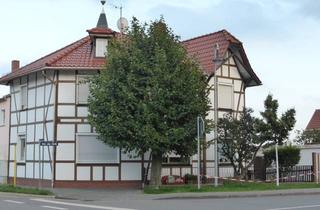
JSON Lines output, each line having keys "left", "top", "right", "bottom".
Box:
{"left": 0, "top": 191, "right": 55, "bottom": 199}
{"left": 153, "top": 189, "right": 320, "bottom": 200}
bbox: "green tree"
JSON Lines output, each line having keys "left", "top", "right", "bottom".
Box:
{"left": 295, "top": 129, "right": 320, "bottom": 145}
{"left": 217, "top": 94, "right": 296, "bottom": 179}
{"left": 260, "top": 94, "right": 296, "bottom": 146}
{"left": 218, "top": 108, "right": 264, "bottom": 178}
{"left": 263, "top": 145, "right": 301, "bottom": 169}
{"left": 88, "top": 17, "right": 209, "bottom": 188}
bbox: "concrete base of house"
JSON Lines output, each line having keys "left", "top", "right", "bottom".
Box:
{"left": 7, "top": 177, "right": 142, "bottom": 189}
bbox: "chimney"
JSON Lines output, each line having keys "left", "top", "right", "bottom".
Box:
{"left": 11, "top": 60, "right": 20, "bottom": 72}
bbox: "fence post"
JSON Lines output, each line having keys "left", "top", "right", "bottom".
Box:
{"left": 312, "top": 153, "right": 320, "bottom": 184}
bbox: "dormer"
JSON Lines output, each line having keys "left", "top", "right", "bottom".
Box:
{"left": 87, "top": 1, "right": 117, "bottom": 58}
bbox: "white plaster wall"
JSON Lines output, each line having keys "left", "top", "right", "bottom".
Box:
{"left": 56, "top": 143, "right": 75, "bottom": 161}
{"left": 27, "top": 109, "right": 35, "bottom": 123}
{"left": 77, "top": 167, "right": 91, "bottom": 180}
{"left": 20, "top": 111, "right": 27, "bottom": 124}
{"left": 59, "top": 70, "right": 75, "bottom": 81}
{"left": 28, "top": 89, "right": 36, "bottom": 108}
{"left": 77, "top": 107, "right": 88, "bottom": 117}
{"left": 36, "top": 86, "right": 45, "bottom": 107}
{"left": 35, "top": 123, "right": 44, "bottom": 142}
{"left": 58, "top": 83, "right": 75, "bottom": 103}
{"left": 26, "top": 162, "right": 34, "bottom": 178}
{"left": 93, "top": 167, "right": 103, "bottom": 181}
{"left": 44, "top": 84, "right": 55, "bottom": 104}
{"left": 26, "top": 144, "right": 34, "bottom": 161}
{"left": 298, "top": 147, "right": 320, "bottom": 165}
{"left": 77, "top": 124, "right": 91, "bottom": 133}
{"left": 56, "top": 163, "right": 75, "bottom": 180}
{"left": 105, "top": 166, "right": 119, "bottom": 180}
{"left": 58, "top": 105, "right": 75, "bottom": 117}
{"left": 26, "top": 124, "right": 35, "bottom": 142}
{"left": 57, "top": 124, "right": 75, "bottom": 141}
{"left": 36, "top": 108, "right": 44, "bottom": 122}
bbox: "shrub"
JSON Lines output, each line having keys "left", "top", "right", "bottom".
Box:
{"left": 264, "top": 145, "right": 301, "bottom": 169}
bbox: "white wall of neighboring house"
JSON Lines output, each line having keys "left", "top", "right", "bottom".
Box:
{"left": 0, "top": 95, "right": 10, "bottom": 183}
{"left": 297, "top": 144, "right": 320, "bottom": 166}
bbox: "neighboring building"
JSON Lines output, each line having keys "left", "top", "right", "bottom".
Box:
{"left": 297, "top": 110, "right": 320, "bottom": 166}
{"left": 0, "top": 94, "right": 10, "bottom": 183}
{"left": 298, "top": 144, "right": 320, "bottom": 166}
{"left": 306, "top": 109, "right": 320, "bottom": 130}
{"left": 0, "top": 6, "right": 261, "bottom": 188}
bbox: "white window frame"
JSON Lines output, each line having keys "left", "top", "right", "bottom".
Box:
{"left": 218, "top": 83, "right": 234, "bottom": 110}
{"left": 17, "top": 134, "right": 26, "bottom": 163}
{"left": 76, "top": 75, "right": 90, "bottom": 104}
{"left": 0, "top": 109, "right": 5, "bottom": 126}
{"left": 76, "top": 133, "right": 120, "bottom": 164}
{"left": 95, "top": 38, "right": 108, "bottom": 57}
{"left": 20, "top": 85, "right": 28, "bottom": 110}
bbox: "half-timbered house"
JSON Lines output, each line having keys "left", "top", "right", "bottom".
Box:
{"left": 0, "top": 7, "right": 261, "bottom": 188}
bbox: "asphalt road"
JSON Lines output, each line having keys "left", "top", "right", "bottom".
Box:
{"left": 1, "top": 194, "right": 320, "bottom": 210}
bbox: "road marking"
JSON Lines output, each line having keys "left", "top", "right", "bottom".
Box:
{"left": 31, "top": 198, "right": 138, "bottom": 210}
{"left": 4, "top": 199, "right": 24, "bottom": 204}
{"left": 266, "top": 204, "right": 320, "bottom": 210}
{"left": 42, "top": 206, "right": 68, "bottom": 210}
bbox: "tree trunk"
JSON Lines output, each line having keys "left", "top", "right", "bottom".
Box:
{"left": 150, "top": 153, "right": 162, "bottom": 189}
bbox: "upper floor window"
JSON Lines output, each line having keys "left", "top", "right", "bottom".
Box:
{"left": 0, "top": 109, "right": 5, "bottom": 126}
{"left": 218, "top": 84, "right": 234, "bottom": 110}
{"left": 76, "top": 75, "right": 90, "bottom": 104}
{"left": 20, "top": 85, "right": 27, "bottom": 110}
{"left": 95, "top": 38, "right": 108, "bottom": 57}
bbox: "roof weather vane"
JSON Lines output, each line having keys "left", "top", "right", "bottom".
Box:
{"left": 101, "top": 0, "right": 106, "bottom": 6}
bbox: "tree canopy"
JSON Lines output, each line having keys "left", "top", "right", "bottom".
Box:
{"left": 218, "top": 108, "right": 264, "bottom": 178}
{"left": 88, "top": 17, "right": 209, "bottom": 187}
{"left": 217, "top": 94, "right": 296, "bottom": 178}
{"left": 295, "top": 129, "right": 320, "bottom": 145}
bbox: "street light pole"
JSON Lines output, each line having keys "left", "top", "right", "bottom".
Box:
{"left": 213, "top": 43, "right": 222, "bottom": 187}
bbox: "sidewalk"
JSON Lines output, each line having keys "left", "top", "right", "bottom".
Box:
{"left": 52, "top": 188, "right": 320, "bottom": 201}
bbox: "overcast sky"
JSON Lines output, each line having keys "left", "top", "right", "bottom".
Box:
{"left": 0, "top": 0, "right": 319, "bottom": 137}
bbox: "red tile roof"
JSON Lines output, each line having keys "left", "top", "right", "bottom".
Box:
{"left": 182, "top": 30, "right": 236, "bottom": 76}
{"left": 0, "top": 36, "right": 105, "bottom": 83}
{"left": 306, "top": 110, "right": 320, "bottom": 130}
{"left": 182, "top": 29, "right": 261, "bottom": 87}
{"left": 0, "top": 29, "right": 261, "bottom": 86}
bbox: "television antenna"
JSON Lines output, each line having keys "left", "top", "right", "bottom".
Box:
{"left": 109, "top": 3, "right": 128, "bottom": 33}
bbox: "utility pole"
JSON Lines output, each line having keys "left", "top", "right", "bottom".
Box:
{"left": 213, "top": 43, "right": 222, "bottom": 187}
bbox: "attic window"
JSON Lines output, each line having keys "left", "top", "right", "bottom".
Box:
{"left": 95, "top": 38, "right": 108, "bottom": 57}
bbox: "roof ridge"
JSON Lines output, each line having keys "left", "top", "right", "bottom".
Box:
{"left": 181, "top": 29, "right": 228, "bottom": 43}
{"left": 19, "top": 36, "right": 89, "bottom": 71}
{"left": 221, "top": 29, "right": 242, "bottom": 44}
{"left": 47, "top": 36, "right": 90, "bottom": 66}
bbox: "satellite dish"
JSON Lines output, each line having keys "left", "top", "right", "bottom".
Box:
{"left": 117, "top": 17, "right": 129, "bottom": 32}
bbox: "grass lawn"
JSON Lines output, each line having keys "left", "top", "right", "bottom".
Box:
{"left": 144, "top": 182, "right": 320, "bottom": 194}
{"left": 0, "top": 184, "right": 53, "bottom": 195}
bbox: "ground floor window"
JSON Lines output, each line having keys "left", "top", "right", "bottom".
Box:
{"left": 76, "top": 133, "right": 119, "bottom": 164}
{"left": 17, "top": 134, "right": 26, "bottom": 162}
